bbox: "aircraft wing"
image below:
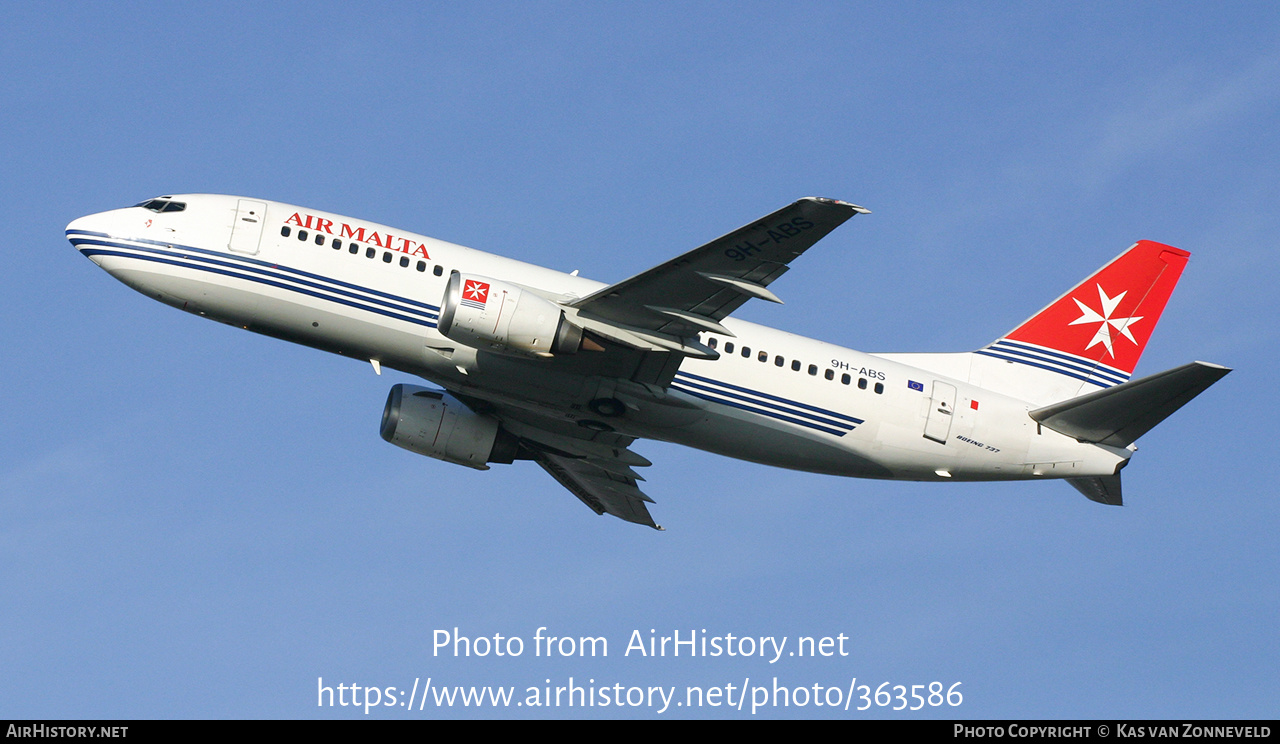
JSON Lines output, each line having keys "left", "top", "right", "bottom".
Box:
{"left": 430, "top": 198, "right": 869, "bottom": 526}
{"left": 569, "top": 198, "right": 867, "bottom": 346}
{"left": 532, "top": 451, "right": 659, "bottom": 529}
{"left": 479, "top": 402, "right": 662, "bottom": 529}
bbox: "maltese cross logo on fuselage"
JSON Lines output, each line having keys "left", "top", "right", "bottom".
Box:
{"left": 1070, "top": 284, "right": 1143, "bottom": 357}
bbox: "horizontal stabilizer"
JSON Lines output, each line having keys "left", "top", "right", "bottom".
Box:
{"left": 1066, "top": 474, "right": 1123, "bottom": 506}
{"left": 1030, "top": 361, "right": 1230, "bottom": 448}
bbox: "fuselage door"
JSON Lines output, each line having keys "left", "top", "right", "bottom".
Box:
{"left": 923, "top": 380, "right": 957, "bottom": 444}
{"left": 228, "top": 199, "right": 267, "bottom": 255}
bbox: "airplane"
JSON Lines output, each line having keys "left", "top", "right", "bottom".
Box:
{"left": 66, "top": 194, "right": 1229, "bottom": 530}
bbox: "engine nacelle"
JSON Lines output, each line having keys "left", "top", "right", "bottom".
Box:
{"left": 380, "top": 384, "right": 518, "bottom": 470}
{"left": 437, "top": 272, "right": 583, "bottom": 357}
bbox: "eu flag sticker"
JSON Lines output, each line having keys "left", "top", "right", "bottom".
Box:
{"left": 908, "top": 380, "right": 924, "bottom": 392}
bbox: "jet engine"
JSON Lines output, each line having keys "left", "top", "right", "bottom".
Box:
{"left": 380, "top": 384, "right": 519, "bottom": 470}
{"left": 436, "top": 272, "right": 584, "bottom": 357}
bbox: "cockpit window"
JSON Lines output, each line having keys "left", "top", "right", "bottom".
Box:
{"left": 134, "top": 197, "right": 186, "bottom": 213}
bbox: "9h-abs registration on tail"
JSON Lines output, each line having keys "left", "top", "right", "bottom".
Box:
{"left": 68, "top": 195, "right": 1229, "bottom": 529}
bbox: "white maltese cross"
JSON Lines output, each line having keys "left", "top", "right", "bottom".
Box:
{"left": 1069, "top": 284, "right": 1143, "bottom": 357}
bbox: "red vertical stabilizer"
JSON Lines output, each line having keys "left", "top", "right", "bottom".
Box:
{"left": 980, "top": 241, "right": 1190, "bottom": 390}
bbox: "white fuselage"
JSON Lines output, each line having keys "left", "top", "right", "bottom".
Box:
{"left": 67, "top": 194, "right": 1129, "bottom": 484}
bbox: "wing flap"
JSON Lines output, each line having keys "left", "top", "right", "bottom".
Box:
{"left": 533, "top": 451, "right": 661, "bottom": 530}
{"left": 480, "top": 405, "right": 662, "bottom": 529}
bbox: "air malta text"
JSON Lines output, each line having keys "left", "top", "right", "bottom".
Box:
{"left": 285, "top": 212, "right": 432, "bottom": 259}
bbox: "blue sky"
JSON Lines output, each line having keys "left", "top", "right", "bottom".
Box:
{"left": 2, "top": 2, "right": 1277, "bottom": 718}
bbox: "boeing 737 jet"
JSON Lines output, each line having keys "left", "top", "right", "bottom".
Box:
{"left": 67, "top": 195, "right": 1229, "bottom": 529}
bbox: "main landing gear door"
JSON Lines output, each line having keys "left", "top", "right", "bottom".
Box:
{"left": 228, "top": 199, "right": 267, "bottom": 255}
{"left": 924, "top": 380, "right": 957, "bottom": 444}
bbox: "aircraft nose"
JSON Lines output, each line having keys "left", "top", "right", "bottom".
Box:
{"left": 66, "top": 210, "right": 113, "bottom": 242}
{"left": 67, "top": 213, "right": 103, "bottom": 256}
{"left": 67, "top": 207, "right": 145, "bottom": 251}
{"left": 66, "top": 209, "right": 131, "bottom": 267}
{"left": 66, "top": 214, "right": 93, "bottom": 235}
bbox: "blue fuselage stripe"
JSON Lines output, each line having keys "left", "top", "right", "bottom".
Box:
{"left": 74, "top": 241, "right": 438, "bottom": 328}
{"left": 988, "top": 339, "right": 1128, "bottom": 384}
{"left": 72, "top": 235, "right": 439, "bottom": 327}
{"left": 68, "top": 230, "right": 440, "bottom": 313}
{"left": 671, "top": 377, "right": 858, "bottom": 432}
{"left": 670, "top": 383, "right": 853, "bottom": 437}
{"left": 673, "top": 370, "right": 864, "bottom": 425}
{"left": 975, "top": 350, "right": 1113, "bottom": 388}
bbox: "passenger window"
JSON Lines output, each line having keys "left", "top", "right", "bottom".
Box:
{"left": 707, "top": 338, "right": 718, "bottom": 349}
{"left": 824, "top": 369, "right": 834, "bottom": 380}
{"left": 416, "top": 261, "right": 426, "bottom": 272}
{"left": 858, "top": 378, "right": 868, "bottom": 390}
{"left": 382, "top": 252, "right": 393, "bottom": 263}
{"left": 808, "top": 364, "right": 818, "bottom": 376}
{"left": 315, "top": 234, "right": 325, "bottom": 246}
{"left": 281, "top": 226, "right": 291, "bottom": 237}
{"left": 350, "top": 243, "right": 359, "bottom": 254}
{"left": 366, "top": 247, "right": 376, "bottom": 258}
{"left": 333, "top": 239, "right": 342, "bottom": 250}
{"left": 741, "top": 346, "right": 751, "bottom": 358}
{"left": 298, "top": 230, "right": 308, "bottom": 241}
{"left": 725, "top": 342, "right": 735, "bottom": 354}
{"left": 400, "top": 256, "right": 410, "bottom": 267}
{"left": 791, "top": 359, "right": 801, "bottom": 372}
{"left": 841, "top": 373, "right": 851, "bottom": 385}
{"left": 874, "top": 382, "right": 884, "bottom": 394}
{"left": 433, "top": 265, "right": 443, "bottom": 276}
{"left": 758, "top": 351, "right": 768, "bottom": 362}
